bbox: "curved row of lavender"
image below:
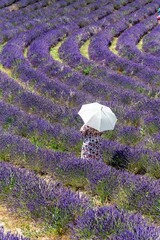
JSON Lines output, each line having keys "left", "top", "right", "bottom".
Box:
{"left": 142, "top": 24, "right": 160, "bottom": 56}
{"left": 0, "top": 0, "right": 160, "bottom": 239}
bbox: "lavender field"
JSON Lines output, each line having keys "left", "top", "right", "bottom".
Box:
{"left": 0, "top": 0, "right": 160, "bottom": 239}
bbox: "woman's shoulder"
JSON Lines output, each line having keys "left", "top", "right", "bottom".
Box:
{"left": 80, "top": 124, "right": 89, "bottom": 131}
{"left": 80, "top": 125, "right": 104, "bottom": 136}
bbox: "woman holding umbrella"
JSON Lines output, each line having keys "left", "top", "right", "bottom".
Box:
{"left": 78, "top": 102, "right": 117, "bottom": 161}
{"left": 157, "top": 8, "right": 160, "bottom": 24}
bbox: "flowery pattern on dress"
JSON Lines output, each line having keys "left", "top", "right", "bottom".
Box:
{"left": 80, "top": 125, "right": 103, "bottom": 161}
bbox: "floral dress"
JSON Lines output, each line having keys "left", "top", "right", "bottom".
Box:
{"left": 80, "top": 124, "right": 103, "bottom": 161}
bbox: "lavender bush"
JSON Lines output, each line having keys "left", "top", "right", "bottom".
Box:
{"left": 71, "top": 205, "right": 160, "bottom": 239}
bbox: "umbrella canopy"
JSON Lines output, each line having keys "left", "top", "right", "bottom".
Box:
{"left": 78, "top": 102, "right": 117, "bottom": 132}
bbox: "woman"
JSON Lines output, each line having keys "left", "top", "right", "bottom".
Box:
{"left": 80, "top": 124, "right": 104, "bottom": 161}
{"left": 157, "top": 8, "right": 160, "bottom": 24}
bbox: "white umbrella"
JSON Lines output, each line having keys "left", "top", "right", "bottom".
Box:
{"left": 78, "top": 102, "right": 117, "bottom": 132}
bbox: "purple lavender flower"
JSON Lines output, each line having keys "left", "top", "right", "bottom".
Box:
{"left": 71, "top": 205, "right": 160, "bottom": 239}
{"left": 0, "top": 226, "right": 29, "bottom": 240}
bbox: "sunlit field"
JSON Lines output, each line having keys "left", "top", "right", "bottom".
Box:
{"left": 0, "top": 0, "right": 160, "bottom": 239}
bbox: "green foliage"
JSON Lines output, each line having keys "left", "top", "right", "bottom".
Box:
{"left": 0, "top": 149, "right": 11, "bottom": 162}
{"left": 145, "top": 138, "right": 160, "bottom": 151}
{"left": 82, "top": 65, "right": 92, "bottom": 75}
{"left": 135, "top": 85, "right": 146, "bottom": 94}
{"left": 94, "top": 180, "right": 111, "bottom": 204}
{"left": 119, "top": 132, "right": 141, "bottom": 146}
{"left": 46, "top": 206, "right": 71, "bottom": 234}
{"left": 80, "top": 39, "right": 90, "bottom": 59}
{"left": 94, "top": 174, "right": 118, "bottom": 204}
{"left": 56, "top": 168, "right": 88, "bottom": 189}
{"left": 114, "top": 187, "right": 130, "bottom": 210}
{"left": 27, "top": 79, "right": 36, "bottom": 91}
{"left": 50, "top": 41, "right": 63, "bottom": 62}
{"left": 103, "top": 129, "right": 117, "bottom": 140}
{"left": 29, "top": 133, "right": 69, "bottom": 152}
{"left": 1, "top": 174, "right": 16, "bottom": 200}
{"left": 11, "top": 69, "right": 20, "bottom": 79}
{"left": 7, "top": 94, "right": 14, "bottom": 103}
{"left": 3, "top": 115, "right": 15, "bottom": 130}
{"left": 0, "top": 43, "right": 6, "bottom": 53}
{"left": 145, "top": 122, "right": 159, "bottom": 135}
{"left": 147, "top": 162, "right": 160, "bottom": 179}
{"left": 11, "top": 58, "right": 22, "bottom": 67}
{"left": 128, "top": 159, "right": 147, "bottom": 175}
{"left": 0, "top": 88, "right": 2, "bottom": 97}
{"left": 109, "top": 37, "right": 119, "bottom": 55}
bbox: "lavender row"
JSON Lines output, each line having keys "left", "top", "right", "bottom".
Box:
{"left": 71, "top": 205, "right": 160, "bottom": 239}
{"left": 30, "top": 10, "right": 159, "bottom": 97}
{"left": 0, "top": 0, "right": 17, "bottom": 9}
{"left": 0, "top": 226, "right": 29, "bottom": 240}
{"left": 0, "top": 69, "right": 139, "bottom": 125}
{"left": 0, "top": 0, "right": 138, "bottom": 58}
{"left": 58, "top": 23, "right": 158, "bottom": 93}
{"left": 65, "top": 4, "right": 159, "bottom": 91}
{"left": 0, "top": 0, "right": 154, "bottom": 46}
{"left": 57, "top": 158, "right": 160, "bottom": 221}
{"left": 0, "top": 35, "right": 149, "bottom": 111}
{"left": 0, "top": 128, "right": 72, "bottom": 173}
{"left": 0, "top": 22, "right": 68, "bottom": 67}
{"left": 34, "top": 39, "right": 160, "bottom": 117}
{"left": 0, "top": 160, "right": 89, "bottom": 234}
{"left": 0, "top": 59, "right": 90, "bottom": 108}
{"left": 102, "top": 137, "right": 160, "bottom": 178}
{"left": 0, "top": 70, "right": 136, "bottom": 129}
{"left": 1, "top": 67, "right": 136, "bottom": 130}
{"left": 117, "top": 14, "right": 160, "bottom": 71}
{"left": 89, "top": 11, "right": 160, "bottom": 88}
{"left": 26, "top": 25, "right": 155, "bottom": 108}
{"left": 60, "top": 19, "right": 159, "bottom": 96}
{"left": 72, "top": 0, "right": 146, "bottom": 31}
{"left": 0, "top": 0, "right": 98, "bottom": 23}
{"left": 0, "top": 100, "right": 82, "bottom": 153}
{"left": 142, "top": 24, "right": 160, "bottom": 57}
{"left": 0, "top": 0, "right": 57, "bottom": 20}
{"left": 0, "top": 1, "right": 156, "bottom": 102}
{"left": 0, "top": 0, "right": 126, "bottom": 59}
{"left": 22, "top": 23, "right": 160, "bottom": 112}
{"left": 0, "top": 71, "right": 81, "bottom": 127}
{"left": 0, "top": 26, "right": 96, "bottom": 108}
{"left": 0, "top": 130, "right": 159, "bottom": 221}
{"left": 0, "top": 0, "right": 133, "bottom": 28}
{"left": 0, "top": 5, "right": 79, "bottom": 45}
{"left": 0, "top": 0, "right": 110, "bottom": 37}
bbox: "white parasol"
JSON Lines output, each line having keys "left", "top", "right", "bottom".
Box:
{"left": 78, "top": 102, "right": 117, "bottom": 132}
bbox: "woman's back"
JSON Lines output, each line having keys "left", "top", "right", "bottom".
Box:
{"left": 80, "top": 125, "right": 103, "bottom": 161}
